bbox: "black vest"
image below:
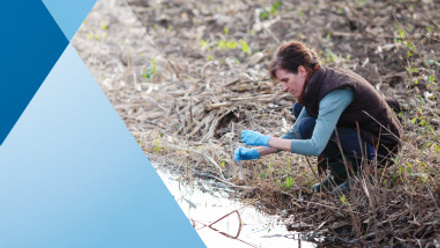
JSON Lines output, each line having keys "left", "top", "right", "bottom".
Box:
{"left": 304, "top": 66, "right": 403, "bottom": 157}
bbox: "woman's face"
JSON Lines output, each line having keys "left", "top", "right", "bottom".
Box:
{"left": 275, "top": 66, "right": 307, "bottom": 99}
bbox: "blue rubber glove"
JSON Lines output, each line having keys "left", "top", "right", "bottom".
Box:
{"left": 234, "top": 146, "right": 259, "bottom": 163}
{"left": 241, "top": 130, "right": 271, "bottom": 147}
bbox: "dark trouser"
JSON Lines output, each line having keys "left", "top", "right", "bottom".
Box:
{"left": 293, "top": 103, "right": 377, "bottom": 194}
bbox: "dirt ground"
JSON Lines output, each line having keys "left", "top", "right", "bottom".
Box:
{"left": 73, "top": 0, "right": 440, "bottom": 247}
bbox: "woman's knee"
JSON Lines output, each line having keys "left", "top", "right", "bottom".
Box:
{"left": 293, "top": 102, "right": 303, "bottom": 119}
{"left": 296, "top": 117, "right": 315, "bottom": 139}
{"left": 321, "top": 127, "right": 373, "bottom": 161}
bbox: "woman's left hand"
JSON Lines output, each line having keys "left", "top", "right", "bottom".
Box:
{"left": 234, "top": 146, "right": 259, "bottom": 163}
{"left": 241, "top": 130, "right": 271, "bottom": 147}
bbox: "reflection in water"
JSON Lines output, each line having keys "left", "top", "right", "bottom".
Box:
{"left": 157, "top": 169, "right": 316, "bottom": 248}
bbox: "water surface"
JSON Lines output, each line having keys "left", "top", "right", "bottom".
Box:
{"left": 157, "top": 169, "right": 316, "bottom": 248}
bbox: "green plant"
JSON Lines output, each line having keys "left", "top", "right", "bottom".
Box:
{"left": 218, "top": 40, "right": 239, "bottom": 49}
{"left": 260, "top": 0, "right": 282, "bottom": 19}
{"left": 200, "top": 39, "right": 208, "bottom": 48}
{"left": 325, "top": 49, "right": 338, "bottom": 63}
{"left": 154, "top": 137, "right": 161, "bottom": 153}
{"left": 339, "top": 195, "right": 349, "bottom": 207}
{"left": 215, "top": 39, "right": 252, "bottom": 56}
{"left": 284, "top": 177, "right": 293, "bottom": 189}
{"left": 100, "top": 21, "right": 108, "bottom": 30}
{"left": 240, "top": 39, "right": 252, "bottom": 55}
{"left": 141, "top": 59, "right": 157, "bottom": 80}
{"left": 223, "top": 27, "right": 229, "bottom": 35}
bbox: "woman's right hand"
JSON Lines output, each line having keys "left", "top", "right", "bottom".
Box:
{"left": 234, "top": 146, "right": 259, "bottom": 163}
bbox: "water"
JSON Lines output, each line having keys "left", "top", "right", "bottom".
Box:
{"left": 157, "top": 169, "right": 316, "bottom": 248}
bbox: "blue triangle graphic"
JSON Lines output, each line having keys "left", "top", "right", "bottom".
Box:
{"left": 41, "top": 0, "right": 97, "bottom": 41}
{"left": 0, "top": 0, "right": 69, "bottom": 146}
{"left": 0, "top": 44, "right": 205, "bottom": 247}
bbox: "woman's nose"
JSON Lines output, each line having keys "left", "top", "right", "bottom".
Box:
{"left": 282, "top": 83, "right": 288, "bottom": 91}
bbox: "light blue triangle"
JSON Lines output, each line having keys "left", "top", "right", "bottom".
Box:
{"left": 41, "top": 0, "right": 97, "bottom": 41}
{"left": 0, "top": 44, "right": 205, "bottom": 248}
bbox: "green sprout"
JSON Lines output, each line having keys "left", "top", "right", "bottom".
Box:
{"left": 141, "top": 59, "right": 157, "bottom": 80}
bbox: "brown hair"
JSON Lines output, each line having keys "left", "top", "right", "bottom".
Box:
{"left": 269, "top": 41, "right": 320, "bottom": 81}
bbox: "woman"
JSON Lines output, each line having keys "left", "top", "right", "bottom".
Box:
{"left": 234, "top": 41, "right": 403, "bottom": 194}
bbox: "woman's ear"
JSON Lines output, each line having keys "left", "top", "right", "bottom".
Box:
{"left": 298, "top": 65, "right": 308, "bottom": 78}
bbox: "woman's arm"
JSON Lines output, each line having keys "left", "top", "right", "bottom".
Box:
{"left": 256, "top": 146, "right": 280, "bottom": 156}
{"left": 257, "top": 103, "right": 311, "bottom": 153}
{"left": 254, "top": 107, "right": 309, "bottom": 156}
{"left": 289, "top": 89, "right": 353, "bottom": 156}
{"left": 241, "top": 90, "right": 353, "bottom": 156}
{"left": 267, "top": 138, "right": 292, "bottom": 152}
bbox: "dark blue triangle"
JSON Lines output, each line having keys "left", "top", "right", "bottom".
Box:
{"left": 0, "top": 0, "right": 69, "bottom": 145}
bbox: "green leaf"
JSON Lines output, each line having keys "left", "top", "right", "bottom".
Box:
{"left": 218, "top": 40, "right": 226, "bottom": 49}
{"left": 339, "top": 195, "right": 348, "bottom": 206}
{"left": 226, "top": 41, "right": 238, "bottom": 49}
{"left": 200, "top": 39, "right": 208, "bottom": 48}
{"left": 218, "top": 40, "right": 238, "bottom": 50}
{"left": 284, "top": 177, "right": 293, "bottom": 189}
{"left": 427, "top": 26, "right": 433, "bottom": 35}
{"left": 326, "top": 32, "right": 331, "bottom": 40}
{"left": 411, "top": 118, "right": 417, "bottom": 124}
{"left": 392, "top": 171, "right": 397, "bottom": 181}
{"left": 240, "top": 39, "right": 252, "bottom": 55}
{"left": 428, "top": 75, "right": 435, "bottom": 84}
{"left": 270, "top": 0, "right": 281, "bottom": 13}
{"left": 141, "top": 59, "right": 157, "bottom": 80}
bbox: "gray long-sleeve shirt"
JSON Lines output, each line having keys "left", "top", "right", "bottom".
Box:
{"left": 281, "top": 89, "right": 354, "bottom": 156}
